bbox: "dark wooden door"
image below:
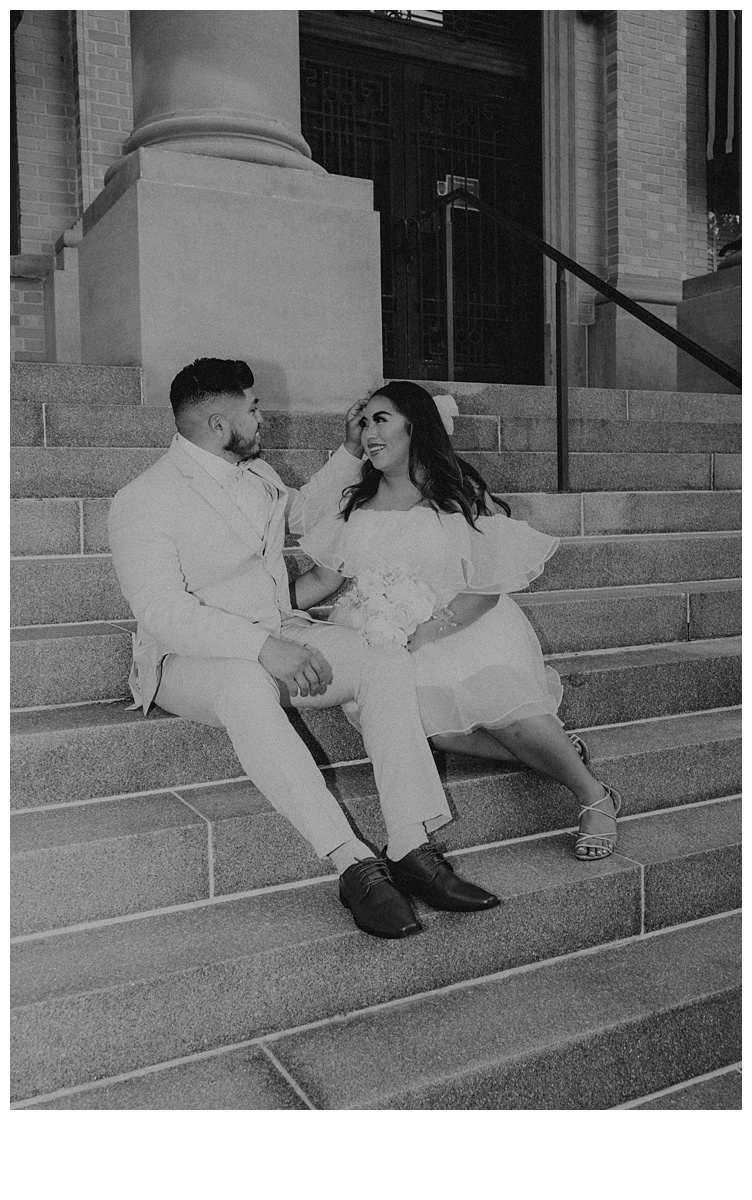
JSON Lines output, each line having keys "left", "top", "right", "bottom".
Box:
{"left": 300, "top": 34, "right": 543, "bottom": 383}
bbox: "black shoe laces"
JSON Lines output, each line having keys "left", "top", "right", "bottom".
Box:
{"left": 351, "top": 858, "right": 394, "bottom": 894}
{"left": 411, "top": 843, "right": 454, "bottom": 878}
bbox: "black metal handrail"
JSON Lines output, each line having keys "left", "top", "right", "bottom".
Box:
{"left": 430, "top": 187, "right": 741, "bottom": 491}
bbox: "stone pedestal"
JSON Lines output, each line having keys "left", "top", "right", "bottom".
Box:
{"left": 78, "top": 10, "right": 383, "bottom": 408}
{"left": 78, "top": 148, "right": 383, "bottom": 408}
{"left": 588, "top": 276, "right": 680, "bottom": 391}
{"left": 676, "top": 265, "right": 741, "bottom": 394}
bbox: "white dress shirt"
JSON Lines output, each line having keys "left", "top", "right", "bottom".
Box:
{"left": 175, "top": 433, "right": 274, "bottom": 539}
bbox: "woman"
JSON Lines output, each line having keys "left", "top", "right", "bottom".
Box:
{"left": 293, "top": 381, "right": 621, "bottom": 860}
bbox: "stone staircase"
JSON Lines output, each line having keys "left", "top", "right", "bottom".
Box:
{"left": 10, "top": 362, "right": 742, "bottom": 1109}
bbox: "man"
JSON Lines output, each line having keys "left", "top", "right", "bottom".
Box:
{"left": 108, "top": 358, "right": 499, "bottom": 939}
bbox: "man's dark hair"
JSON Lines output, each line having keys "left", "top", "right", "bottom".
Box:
{"left": 169, "top": 357, "right": 255, "bottom": 418}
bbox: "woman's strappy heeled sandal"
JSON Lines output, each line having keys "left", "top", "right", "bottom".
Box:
{"left": 574, "top": 784, "right": 622, "bottom": 860}
{"left": 568, "top": 732, "right": 591, "bottom": 766}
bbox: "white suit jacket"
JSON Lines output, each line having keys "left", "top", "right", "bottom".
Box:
{"left": 107, "top": 435, "right": 362, "bottom": 713}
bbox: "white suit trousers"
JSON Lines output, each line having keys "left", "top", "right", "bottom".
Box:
{"left": 155, "top": 621, "right": 452, "bottom": 858}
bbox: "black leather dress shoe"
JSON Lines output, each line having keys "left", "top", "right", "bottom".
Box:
{"left": 339, "top": 858, "right": 422, "bottom": 939}
{"left": 385, "top": 844, "right": 500, "bottom": 912}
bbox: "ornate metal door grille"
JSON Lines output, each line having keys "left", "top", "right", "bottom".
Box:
{"left": 300, "top": 56, "right": 399, "bottom": 366}
{"left": 300, "top": 31, "right": 543, "bottom": 382}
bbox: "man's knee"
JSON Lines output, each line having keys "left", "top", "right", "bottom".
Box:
{"left": 214, "top": 660, "right": 281, "bottom": 719}
{"left": 360, "top": 645, "right": 416, "bottom": 692}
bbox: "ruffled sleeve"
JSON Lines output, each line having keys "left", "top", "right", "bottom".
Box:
{"left": 441, "top": 512, "right": 559, "bottom": 595}
{"left": 298, "top": 498, "right": 354, "bottom": 576}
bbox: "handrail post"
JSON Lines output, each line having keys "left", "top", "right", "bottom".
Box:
{"left": 445, "top": 202, "right": 455, "bottom": 381}
{"left": 555, "top": 263, "right": 570, "bottom": 492}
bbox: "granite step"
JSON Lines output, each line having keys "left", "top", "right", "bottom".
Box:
{"left": 10, "top": 400, "right": 741, "bottom": 455}
{"left": 289, "top": 533, "right": 743, "bottom": 603}
{"left": 498, "top": 418, "right": 740, "bottom": 454}
{"left": 9, "top": 640, "right": 741, "bottom": 809}
{"left": 10, "top": 446, "right": 330, "bottom": 498}
{"left": 10, "top": 851, "right": 740, "bottom": 1103}
{"left": 11, "top": 497, "right": 114, "bottom": 557}
{"left": 257, "top": 914, "right": 742, "bottom": 1110}
{"left": 10, "top": 369, "right": 742, "bottom": 426}
{"left": 11, "top": 556, "right": 130, "bottom": 626}
{"left": 24, "top": 1045, "right": 309, "bottom": 1109}
{"left": 10, "top": 532, "right": 741, "bottom": 626}
{"left": 11, "top": 402, "right": 500, "bottom": 453}
{"left": 26, "top": 1056, "right": 744, "bottom": 1113}
{"left": 463, "top": 450, "right": 740, "bottom": 493}
{"left": 10, "top": 362, "right": 143, "bottom": 406}
{"left": 11, "top": 621, "right": 134, "bottom": 708}
{"left": 520, "top": 580, "right": 741, "bottom": 652}
{"left": 527, "top": 532, "right": 741, "bottom": 593}
{"left": 628, "top": 1066, "right": 742, "bottom": 1110}
{"left": 420, "top": 382, "right": 742, "bottom": 425}
{"left": 21, "top": 918, "right": 742, "bottom": 1111}
{"left": 11, "top": 831, "right": 646, "bottom": 1100}
{"left": 10, "top": 580, "right": 742, "bottom": 709}
{"left": 9, "top": 709, "right": 741, "bottom": 935}
{"left": 10, "top": 490, "right": 742, "bottom": 558}
{"left": 552, "top": 637, "right": 740, "bottom": 730}
{"left": 10, "top": 443, "right": 741, "bottom": 497}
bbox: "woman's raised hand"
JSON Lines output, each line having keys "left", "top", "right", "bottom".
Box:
{"left": 344, "top": 397, "right": 369, "bottom": 457}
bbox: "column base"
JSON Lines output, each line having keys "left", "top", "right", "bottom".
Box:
{"left": 588, "top": 277, "right": 680, "bottom": 391}
{"left": 78, "top": 148, "right": 383, "bottom": 408}
{"left": 676, "top": 265, "right": 741, "bottom": 394}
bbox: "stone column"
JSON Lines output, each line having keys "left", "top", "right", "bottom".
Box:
{"left": 541, "top": 11, "right": 586, "bottom": 385}
{"left": 110, "top": 10, "right": 321, "bottom": 177}
{"left": 78, "top": 10, "right": 383, "bottom": 408}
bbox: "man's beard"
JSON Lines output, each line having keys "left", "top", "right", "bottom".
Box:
{"left": 225, "top": 427, "right": 261, "bottom": 462}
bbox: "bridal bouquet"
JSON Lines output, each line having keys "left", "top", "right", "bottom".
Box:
{"left": 339, "top": 564, "right": 438, "bottom": 649}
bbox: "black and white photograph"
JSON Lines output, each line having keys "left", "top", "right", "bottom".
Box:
{"left": 8, "top": 0, "right": 742, "bottom": 1163}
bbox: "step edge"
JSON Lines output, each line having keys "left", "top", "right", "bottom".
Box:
{"left": 11, "top": 793, "right": 742, "bottom": 942}
{"left": 10, "top": 910, "right": 741, "bottom": 1108}
{"left": 613, "top": 1061, "right": 743, "bottom": 1110}
{"left": 9, "top": 708, "right": 741, "bottom": 816}
{"left": 10, "top": 643, "right": 742, "bottom": 727}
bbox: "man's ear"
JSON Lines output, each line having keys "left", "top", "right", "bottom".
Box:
{"left": 208, "top": 412, "right": 225, "bottom": 437}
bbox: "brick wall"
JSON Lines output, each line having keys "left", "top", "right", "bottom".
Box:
{"left": 685, "top": 11, "right": 710, "bottom": 276}
{"left": 603, "top": 10, "right": 690, "bottom": 283}
{"left": 11, "top": 10, "right": 133, "bottom": 360}
{"left": 10, "top": 274, "right": 46, "bottom": 361}
{"left": 71, "top": 11, "right": 133, "bottom": 209}
{"left": 14, "top": 10, "right": 79, "bottom": 257}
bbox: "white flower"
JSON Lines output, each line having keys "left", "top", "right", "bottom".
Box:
{"left": 390, "top": 603, "right": 416, "bottom": 632}
{"left": 344, "top": 563, "right": 438, "bottom": 649}
{"left": 365, "top": 614, "right": 408, "bottom": 647}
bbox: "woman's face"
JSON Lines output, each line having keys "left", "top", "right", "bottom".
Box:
{"left": 360, "top": 394, "right": 412, "bottom": 475}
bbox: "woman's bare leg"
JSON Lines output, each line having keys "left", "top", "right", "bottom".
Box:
{"left": 483, "top": 715, "right": 617, "bottom": 855}
{"left": 430, "top": 729, "right": 520, "bottom": 764}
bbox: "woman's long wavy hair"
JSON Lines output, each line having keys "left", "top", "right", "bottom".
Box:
{"left": 340, "top": 381, "right": 511, "bottom": 527}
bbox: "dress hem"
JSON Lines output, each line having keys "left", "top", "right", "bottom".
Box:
{"left": 420, "top": 702, "right": 563, "bottom": 741}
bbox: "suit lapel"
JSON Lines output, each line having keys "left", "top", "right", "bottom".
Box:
{"left": 246, "top": 459, "right": 287, "bottom": 555}
{"left": 167, "top": 438, "right": 266, "bottom": 553}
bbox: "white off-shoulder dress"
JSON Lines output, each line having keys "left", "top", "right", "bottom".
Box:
{"left": 300, "top": 495, "right": 563, "bottom": 739}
